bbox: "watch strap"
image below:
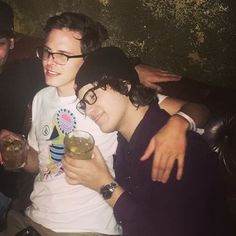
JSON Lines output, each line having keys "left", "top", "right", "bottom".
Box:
{"left": 100, "top": 180, "right": 118, "bottom": 200}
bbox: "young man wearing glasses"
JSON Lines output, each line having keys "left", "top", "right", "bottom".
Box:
{"left": 0, "top": 12, "right": 210, "bottom": 235}
{"left": 65, "top": 46, "right": 232, "bottom": 236}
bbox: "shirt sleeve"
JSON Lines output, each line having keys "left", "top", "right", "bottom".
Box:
{"left": 27, "top": 94, "right": 39, "bottom": 152}
{"left": 113, "top": 191, "right": 156, "bottom": 236}
{"left": 157, "top": 93, "right": 167, "bottom": 104}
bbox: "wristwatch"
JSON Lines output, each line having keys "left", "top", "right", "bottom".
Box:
{"left": 100, "top": 180, "right": 118, "bottom": 200}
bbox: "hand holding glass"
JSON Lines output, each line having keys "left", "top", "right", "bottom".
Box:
{"left": 64, "top": 130, "right": 95, "bottom": 160}
{"left": 0, "top": 138, "right": 27, "bottom": 170}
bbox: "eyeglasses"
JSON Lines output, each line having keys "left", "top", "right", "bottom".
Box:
{"left": 36, "top": 46, "right": 86, "bottom": 65}
{"left": 76, "top": 86, "right": 100, "bottom": 115}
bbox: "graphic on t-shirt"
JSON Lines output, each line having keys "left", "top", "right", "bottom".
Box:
{"left": 44, "top": 109, "right": 77, "bottom": 180}
{"left": 42, "top": 125, "right": 50, "bottom": 136}
{"left": 57, "top": 108, "right": 77, "bottom": 134}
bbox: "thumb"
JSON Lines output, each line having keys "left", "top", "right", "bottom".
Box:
{"left": 0, "top": 153, "right": 3, "bottom": 165}
{"left": 140, "top": 137, "right": 155, "bottom": 161}
{"left": 93, "top": 146, "right": 105, "bottom": 163}
{"left": 0, "top": 143, "right": 3, "bottom": 164}
{"left": 92, "top": 146, "right": 110, "bottom": 174}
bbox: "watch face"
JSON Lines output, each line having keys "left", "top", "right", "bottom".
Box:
{"left": 100, "top": 181, "right": 118, "bottom": 200}
{"left": 101, "top": 185, "right": 112, "bottom": 199}
{"left": 102, "top": 187, "right": 112, "bottom": 200}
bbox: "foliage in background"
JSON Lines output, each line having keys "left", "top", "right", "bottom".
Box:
{"left": 5, "top": 0, "right": 236, "bottom": 88}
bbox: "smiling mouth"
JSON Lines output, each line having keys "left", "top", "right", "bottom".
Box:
{"left": 45, "top": 68, "right": 59, "bottom": 77}
{"left": 91, "top": 113, "right": 103, "bottom": 124}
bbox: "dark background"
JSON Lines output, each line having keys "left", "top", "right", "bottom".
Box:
{"left": 4, "top": 0, "right": 236, "bottom": 89}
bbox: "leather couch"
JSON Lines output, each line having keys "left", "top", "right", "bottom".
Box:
{"left": 5, "top": 34, "right": 236, "bottom": 232}
{"left": 160, "top": 79, "right": 236, "bottom": 232}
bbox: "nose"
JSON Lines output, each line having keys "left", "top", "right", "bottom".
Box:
{"left": 45, "top": 53, "right": 56, "bottom": 66}
{"left": 46, "top": 54, "right": 55, "bottom": 64}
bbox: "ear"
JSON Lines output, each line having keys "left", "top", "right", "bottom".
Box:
{"left": 9, "top": 38, "right": 14, "bottom": 50}
{"left": 121, "top": 80, "right": 131, "bottom": 95}
{"left": 127, "top": 82, "right": 131, "bottom": 92}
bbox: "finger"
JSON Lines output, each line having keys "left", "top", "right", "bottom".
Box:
{"left": 0, "top": 151, "right": 4, "bottom": 165}
{"left": 151, "top": 152, "right": 162, "bottom": 181}
{"left": 0, "top": 132, "right": 21, "bottom": 141}
{"left": 154, "top": 75, "right": 181, "bottom": 82}
{"left": 140, "top": 138, "right": 155, "bottom": 161}
{"left": 93, "top": 146, "right": 103, "bottom": 160}
{"left": 151, "top": 144, "right": 163, "bottom": 180}
{"left": 140, "top": 80, "right": 156, "bottom": 89}
{"left": 155, "top": 153, "right": 170, "bottom": 182}
{"left": 176, "top": 154, "right": 184, "bottom": 180}
{"left": 159, "top": 157, "right": 176, "bottom": 183}
{"left": 62, "top": 156, "right": 83, "bottom": 171}
{"left": 155, "top": 70, "right": 182, "bottom": 79}
{"left": 64, "top": 168, "right": 78, "bottom": 179}
{"left": 65, "top": 175, "right": 80, "bottom": 185}
{"left": 147, "top": 82, "right": 162, "bottom": 90}
{"left": 63, "top": 162, "right": 86, "bottom": 183}
{"left": 0, "top": 153, "right": 3, "bottom": 164}
{"left": 0, "top": 129, "right": 7, "bottom": 138}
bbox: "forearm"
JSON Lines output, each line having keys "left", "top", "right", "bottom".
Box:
{"left": 23, "top": 145, "right": 39, "bottom": 173}
{"left": 178, "top": 102, "right": 211, "bottom": 129}
{"left": 160, "top": 97, "right": 211, "bottom": 129}
{"left": 134, "top": 64, "right": 181, "bottom": 90}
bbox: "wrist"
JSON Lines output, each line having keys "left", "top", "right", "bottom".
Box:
{"left": 169, "top": 114, "right": 190, "bottom": 131}
{"left": 100, "top": 180, "right": 118, "bottom": 200}
{"left": 99, "top": 178, "right": 124, "bottom": 204}
{"left": 100, "top": 180, "right": 124, "bottom": 207}
{"left": 174, "top": 112, "right": 197, "bottom": 131}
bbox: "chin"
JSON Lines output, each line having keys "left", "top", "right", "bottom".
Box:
{"left": 45, "top": 78, "right": 59, "bottom": 87}
{"left": 99, "top": 124, "right": 115, "bottom": 134}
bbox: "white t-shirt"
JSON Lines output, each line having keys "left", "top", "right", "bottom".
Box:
{"left": 26, "top": 87, "right": 119, "bottom": 234}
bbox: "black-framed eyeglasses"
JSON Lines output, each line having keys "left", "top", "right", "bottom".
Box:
{"left": 36, "top": 46, "right": 86, "bottom": 65}
{"left": 76, "top": 86, "right": 100, "bottom": 115}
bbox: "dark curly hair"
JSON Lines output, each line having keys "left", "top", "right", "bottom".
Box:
{"left": 93, "top": 75, "right": 158, "bottom": 108}
{"left": 44, "top": 12, "right": 108, "bottom": 54}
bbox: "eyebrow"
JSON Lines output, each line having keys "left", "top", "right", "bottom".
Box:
{"left": 43, "top": 45, "right": 76, "bottom": 56}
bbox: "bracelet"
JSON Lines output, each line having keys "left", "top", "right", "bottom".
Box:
{"left": 176, "top": 111, "right": 197, "bottom": 131}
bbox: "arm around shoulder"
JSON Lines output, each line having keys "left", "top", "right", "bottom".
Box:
{"left": 159, "top": 96, "right": 211, "bottom": 129}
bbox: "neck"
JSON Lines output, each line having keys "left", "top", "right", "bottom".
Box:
{"left": 57, "top": 81, "right": 75, "bottom": 97}
{"left": 119, "top": 103, "right": 149, "bottom": 142}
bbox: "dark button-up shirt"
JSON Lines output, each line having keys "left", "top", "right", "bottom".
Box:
{"left": 113, "top": 102, "right": 231, "bottom": 236}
